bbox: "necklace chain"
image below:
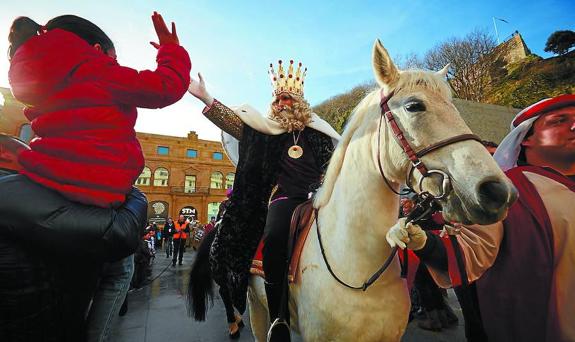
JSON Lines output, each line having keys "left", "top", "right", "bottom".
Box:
{"left": 292, "top": 129, "right": 303, "bottom": 145}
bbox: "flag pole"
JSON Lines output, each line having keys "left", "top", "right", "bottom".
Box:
{"left": 492, "top": 17, "right": 500, "bottom": 44}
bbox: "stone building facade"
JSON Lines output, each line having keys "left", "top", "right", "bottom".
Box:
{"left": 0, "top": 88, "right": 31, "bottom": 142}
{"left": 135, "top": 131, "right": 235, "bottom": 225}
{"left": 0, "top": 87, "right": 236, "bottom": 224}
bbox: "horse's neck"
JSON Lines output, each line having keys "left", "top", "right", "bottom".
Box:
{"left": 319, "top": 131, "right": 401, "bottom": 281}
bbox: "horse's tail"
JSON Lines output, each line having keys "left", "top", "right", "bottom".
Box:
{"left": 186, "top": 227, "right": 217, "bottom": 321}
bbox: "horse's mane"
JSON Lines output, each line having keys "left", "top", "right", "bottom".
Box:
{"left": 313, "top": 69, "right": 452, "bottom": 208}
{"left": 313, "top": 90, "right": 380, "bottom": 208}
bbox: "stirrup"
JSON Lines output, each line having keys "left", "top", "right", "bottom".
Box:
{"left": 267, "top": 318, "right": 291, "bottom": 342}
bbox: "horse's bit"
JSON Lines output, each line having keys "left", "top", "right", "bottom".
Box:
{"left": 316, "top": 89, "right": 481, "bottom": 291}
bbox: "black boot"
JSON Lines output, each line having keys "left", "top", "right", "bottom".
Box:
{"left": 265, "top": 281, "right": 290, "bottom": 342}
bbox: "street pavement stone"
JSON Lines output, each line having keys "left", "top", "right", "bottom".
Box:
{"left": 111, "top": 250, "right": 465, "bottom": 341}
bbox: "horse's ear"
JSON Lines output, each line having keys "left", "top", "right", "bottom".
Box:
{"left": 436, "top": 64, "right": 450, "bottom": 78}
{"left": 372, "top": 39, "right": 399, "bottom": 87}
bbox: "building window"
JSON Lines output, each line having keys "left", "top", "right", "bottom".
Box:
{"left": 226, "top": 173, "right": 235, "bottom": 189}
{"left": 208, "top": 202, "right": 220, "bottom": 220}
{"left": 157, "top": 146, "right": 169, "bottom": 155}
{"left": 184, "top": 175, "right": 196, "bottom": 193}
{"left": 135, "top": 167, "right": 151, "bottom": 186}
{"left": 19, "top": 124, "right": 33, "bottom": 143}
{"left": 186, "top": 149, "right": 198, "bottom": 158}
{"left": 210, "top": 171, "right": 223, "bottom": 189}
{"left": 153, "top": 167, "right": 169, "bottom": 186}
{"left": 212, "top": 152, "right": 223, "bottom": 160}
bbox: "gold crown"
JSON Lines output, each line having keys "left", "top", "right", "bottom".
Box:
{"left": 269, "top": 60, "right": 307, "bottom": 97}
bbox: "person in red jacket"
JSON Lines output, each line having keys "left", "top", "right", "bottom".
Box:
{"left": 8, "top": 12, "right": 191, "bottom": 208}
{"left": 5, "top": 12, "right": 190, "bottom": 342}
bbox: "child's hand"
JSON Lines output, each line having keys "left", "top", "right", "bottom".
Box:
{"left": 150, "top": 11, "right": 179, "bottom": 49}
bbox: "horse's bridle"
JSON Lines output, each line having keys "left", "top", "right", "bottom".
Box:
{"left": 315, "top": 89, "right": 481, "bottom": 291}
{"left": 378, "top": 90, "right": 481, "bottom": 197}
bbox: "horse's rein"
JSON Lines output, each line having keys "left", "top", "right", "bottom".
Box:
{"left": 315, "top": 89, "right": 481, "bottom": 291}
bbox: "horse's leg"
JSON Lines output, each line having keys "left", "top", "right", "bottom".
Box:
{"left": 248, "top": 276, "right": 270, "bottom": 342}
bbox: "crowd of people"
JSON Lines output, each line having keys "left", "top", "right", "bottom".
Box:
{"left": 0, "top": 7, "right": 572, "bottom": 342}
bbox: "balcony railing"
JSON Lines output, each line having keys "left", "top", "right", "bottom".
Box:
{"left": 170, "top": 186, "right": 228, "bottom": 195}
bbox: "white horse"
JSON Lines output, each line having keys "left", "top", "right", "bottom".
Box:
{"left": 246, "top": 39, "right": 517, "bottom": 341}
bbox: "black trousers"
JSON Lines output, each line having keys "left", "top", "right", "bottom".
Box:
{"left": 172, "top": 238, "right": 186, "bottom": 264}
{"left": 164, "top": 237, "right": 172, "bottom": 257}
{"left": 414, "top": 264, "right": 445, "bottom": 311}
{"left": 262, "top": 198, "right": 304, "bottom": 321}
{"left": 219, "top": 284, "right": 236, "bottom": 323}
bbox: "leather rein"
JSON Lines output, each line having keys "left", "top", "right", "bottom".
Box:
{"left": 315, "top": 89, "right": 481, "bottom": 291}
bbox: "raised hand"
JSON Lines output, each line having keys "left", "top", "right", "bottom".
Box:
{"left": 188, "top": 73, "right": 214, "bottom": 106}
{"left": 150, "top": 11, "right": 179, "bottom": 49}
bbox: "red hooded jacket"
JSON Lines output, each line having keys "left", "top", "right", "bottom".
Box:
{"left": 9, "top": 29, "right": 191, "bottom": 207}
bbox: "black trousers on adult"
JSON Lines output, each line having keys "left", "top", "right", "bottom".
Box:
{"left": 262, "top": 198, "right": 305, "bottom": 323}
{"left": 172, "top": 238, "right": 186, "bottom": 264}
{"left": 414, "top": 264, "right": 445, "bottom": 311}
{"left": 219, "top": 284, "right": 237, "bottom": 323}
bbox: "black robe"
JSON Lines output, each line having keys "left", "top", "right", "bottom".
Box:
{"left": 209, "top": 124, "right": 334, "bottom": 313}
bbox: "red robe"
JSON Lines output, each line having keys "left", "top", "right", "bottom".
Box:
{"left": 428, "top": 166, "right": 575, "bottom": 341}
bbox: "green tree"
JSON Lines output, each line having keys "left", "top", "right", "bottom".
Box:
{"left": 544, "top": 30, "right": 575, "bottom": 55}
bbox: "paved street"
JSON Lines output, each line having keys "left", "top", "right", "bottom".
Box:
{"left": 112, "top": 250, "right": 466, "bottom": 341}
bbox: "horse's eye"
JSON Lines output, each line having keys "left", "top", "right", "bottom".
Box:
{"left": 405, "top": 102, "right": 426, "bottom": 112}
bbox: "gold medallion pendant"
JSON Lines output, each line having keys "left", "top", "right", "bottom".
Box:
{"left": 288, "top": 145, "right": 304, "bottom": 159}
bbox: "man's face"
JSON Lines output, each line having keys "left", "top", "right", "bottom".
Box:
{"left": 272, "top": 93, "right": 295, "bottom": 111}
{"left": 522, "top": 106, "right": 575, "bottom": 160}
{"left": 178, "top": 215, "right": 185, "bottom": 221}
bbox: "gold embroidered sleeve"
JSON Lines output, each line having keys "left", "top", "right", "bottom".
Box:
{"left": 203, "top": 99, "right": 243, "bottom": 140}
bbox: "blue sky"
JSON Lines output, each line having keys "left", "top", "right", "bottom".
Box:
{"left": 1, "top": 0, "right": 573, "bottom": 140}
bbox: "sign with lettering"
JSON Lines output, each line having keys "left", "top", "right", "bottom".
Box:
{"left": 179, "top": 206, "right": 197, "bottom": 221}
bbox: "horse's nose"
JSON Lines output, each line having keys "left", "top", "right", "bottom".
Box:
{"left": 476, "top": 180, "right": 516, "bottom": 213}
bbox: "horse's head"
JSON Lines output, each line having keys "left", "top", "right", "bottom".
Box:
{"left": 315, "top": 40, "right": 516, "bottom": 225}
{"left": 371, "top": 39, "right": 517, "bottom": 224}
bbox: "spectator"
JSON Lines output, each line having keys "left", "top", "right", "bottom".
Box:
{"left": 387, "top": 94, "right": 575, "bottom": 341}
{"left": 172, "top": 214, "right": 190, "bottom": 266}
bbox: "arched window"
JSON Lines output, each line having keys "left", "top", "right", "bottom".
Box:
{"left": 225, "top": 173, "right": 235, "bottom": 189}
{"left": 207, "top": 202, "right": 220, "bottom": 220}
{"left": 153, "top": 167, "right": 169, "bottom": 187}
{"left": 135, "top": 167, "right": 151, "bottom": 186}
{"left": 19, "top": 124, "right": 33, "bottom": 143}
{"left": 210, "top": 171, "right": 223, "bottom": 189}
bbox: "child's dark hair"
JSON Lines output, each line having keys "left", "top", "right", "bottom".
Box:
{"left": 8, "top": 15, "right": 114, "bottom": 60}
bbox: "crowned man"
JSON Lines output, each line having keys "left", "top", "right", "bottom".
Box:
{"left": 188, "top": 60, "right": 340, "bottom": 340}
{"left": 387, "top": 94, "right": 575, "bottom": 342}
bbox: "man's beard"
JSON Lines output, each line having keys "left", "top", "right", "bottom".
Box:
{"left": 268, "top": 96, "right": 313, "bottom": 132}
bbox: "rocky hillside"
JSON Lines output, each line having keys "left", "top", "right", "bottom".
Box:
{"left": 485, "top": 50, "right": 575, "bottom": 108}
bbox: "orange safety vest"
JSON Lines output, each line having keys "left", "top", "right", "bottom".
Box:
{"left": 173, "top": 221, "right": 189, "bottom": 240}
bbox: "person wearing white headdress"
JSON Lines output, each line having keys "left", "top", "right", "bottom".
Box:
{"left": 187, "top": 60, "right": 340, "bottom": 341}
{"left": 387, "top": 94, "right": 575, "bottom": 342}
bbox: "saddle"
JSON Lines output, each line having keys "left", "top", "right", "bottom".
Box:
{"left": 250, "top": 199, "right": 316, "bottom": 283}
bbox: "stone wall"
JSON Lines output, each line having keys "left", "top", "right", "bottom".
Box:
{"left": 454, "top": 98, "right": 520, "bottom": 143}
{"left": 489, "top": 32, "right": 532, "bottom": 67}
